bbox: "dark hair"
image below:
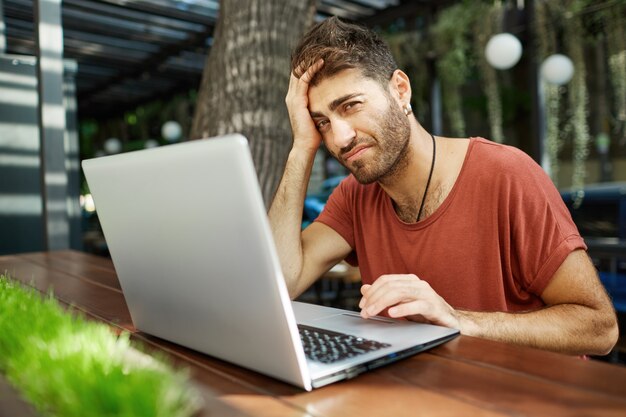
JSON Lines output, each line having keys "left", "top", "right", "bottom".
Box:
{"left": 290, "top": 16, "right": 397, "bottom": 87}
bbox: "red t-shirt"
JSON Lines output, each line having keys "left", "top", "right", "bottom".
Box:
{"left": 315, "top": 138, "right": 586, "bottom": 312}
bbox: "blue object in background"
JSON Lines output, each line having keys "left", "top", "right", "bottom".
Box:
{"left": 599, "top": 271, "right": 626, "bottom": 313}
{"left": 560, "top": 182, "right": 626, "bottom": 313}
{"left": 560, "top": 182, "right": 626, "bottom": 240}
{"left": 302, "top": 198, "right": 326, "bottom": 228}
{"left": 302, "top": 175, "right": 346, "bottom": 228}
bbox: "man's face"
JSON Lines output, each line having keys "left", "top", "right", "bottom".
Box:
{"left": 308, "top": 69, "right": 411, "bottom": 184}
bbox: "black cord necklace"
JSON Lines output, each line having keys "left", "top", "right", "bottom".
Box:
{"left": 416, "top": 133, "right": 436, "bottom": 222}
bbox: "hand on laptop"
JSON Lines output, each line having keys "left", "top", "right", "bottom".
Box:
{"left": 286, "top": 59, "right": 324, "bottom": 154}
{"left": 359, "top": 274, "right": 460, "bottom": 330}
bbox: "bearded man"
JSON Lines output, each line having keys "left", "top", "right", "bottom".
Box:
{"left": 268, "top": 17, "right": 618, "bottom": 356}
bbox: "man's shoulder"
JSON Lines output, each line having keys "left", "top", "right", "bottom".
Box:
{"left": 466, "top": 138, "right": 560, "bottom": 205}
{"left": 468, "top": 137, "right": 538, "bottom": 172}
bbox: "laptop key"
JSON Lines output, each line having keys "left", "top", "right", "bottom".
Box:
{"left": 298, "top": 324, "right": 391, "bottom": 364}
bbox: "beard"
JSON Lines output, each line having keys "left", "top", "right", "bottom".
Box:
{"left": 336, "top": 99, "right": 411, "bottom": 185}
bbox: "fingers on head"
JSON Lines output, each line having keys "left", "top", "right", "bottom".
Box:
{"left": 293, "top": 59, "right": 324, "bottom": 82}
{"left": 293, "top": 62, "right": 307, "bottom": 79}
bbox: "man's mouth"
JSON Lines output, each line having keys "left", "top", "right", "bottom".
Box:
{"left": 342, "top": 145, "right": 372, "bottom": 162}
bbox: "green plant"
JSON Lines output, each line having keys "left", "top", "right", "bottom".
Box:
{"left": 0, "top": 275, "right": 201, "bottom": 417}
{"left": 563, "top": 1, "right": 592, "bottom": 207}
{"left": 431, "top": 1, "right": 510, "bottom": 141}
{"left": 604, "top": 2, "right": 626, "bottom": 144}
{"left": 535, "top": 0, "right": 564, "bottom": 186}
{"left": 471, "top": 2, "right": 505, "bottom": 143}
{"left": 535, "top": 0, "right": 607, "bottom": 194}
{"left": 385, "top": 30, "right": 430, "bottom": 123}
{"left": 431, "top": 2, "right": 476, "bottom": 137}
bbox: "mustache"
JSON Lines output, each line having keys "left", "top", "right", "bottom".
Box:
{"left": 338, "top": 137, "right": 375, "bottom": 158}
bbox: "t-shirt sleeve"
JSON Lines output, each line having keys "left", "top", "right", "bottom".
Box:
{"left": 314, "top": 176, "right": 358, "bottom": 264}
{"left": 504, "top": 149, "right": 587, "bottom": 296}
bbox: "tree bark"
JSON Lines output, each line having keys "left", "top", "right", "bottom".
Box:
{"left": 191, "top": 0, "right": 317, "bottom": 206}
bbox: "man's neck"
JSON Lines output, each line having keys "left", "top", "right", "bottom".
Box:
{"left": 378, "top": 123, "right": 437, "bottom": 215}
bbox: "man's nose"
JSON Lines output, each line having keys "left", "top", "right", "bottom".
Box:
{"left": 331, "top": 118, "right": 356, "bottom": 149}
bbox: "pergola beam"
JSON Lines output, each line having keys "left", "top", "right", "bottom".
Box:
{"left": 35, "top": 0, "right": 69, "bottom": 250}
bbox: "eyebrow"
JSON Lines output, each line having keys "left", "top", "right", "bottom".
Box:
{"left": 310, "top": 93, "right": 363, "bottom": 118}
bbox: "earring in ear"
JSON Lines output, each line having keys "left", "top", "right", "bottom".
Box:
{"left": 403, "top": 103, "right": 413, "bottom": 116}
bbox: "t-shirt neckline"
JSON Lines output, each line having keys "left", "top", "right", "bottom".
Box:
{"left": 382, "top": 137, "right": 483, "bottom": 229}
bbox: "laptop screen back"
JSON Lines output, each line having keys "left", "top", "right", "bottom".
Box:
{"left": 82, "top": 134, "right": 311, "bottom": 388}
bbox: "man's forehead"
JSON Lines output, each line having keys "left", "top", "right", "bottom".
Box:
{"left": 308, "top": 68, "right": 382, "bottom": 112}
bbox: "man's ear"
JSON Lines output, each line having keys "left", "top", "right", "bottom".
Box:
{"left": 389, "top": 69, "right": 412, "bottom": 107}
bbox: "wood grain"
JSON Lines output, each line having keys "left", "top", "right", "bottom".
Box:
{"left": 1, "top": 250, "right": 625, "bottom": 417}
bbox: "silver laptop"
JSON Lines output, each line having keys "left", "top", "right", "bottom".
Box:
{"left": 82, "top": 134, "right": 459, "bottom": 391}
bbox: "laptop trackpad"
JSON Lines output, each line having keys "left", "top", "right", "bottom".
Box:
{"left": 311, "top": 312, "right": 398, "bottom": 334}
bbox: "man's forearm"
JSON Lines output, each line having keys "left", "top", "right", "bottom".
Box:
{"left": 457, "top": 303, "right": 619, "bottom": 356}
{"left": 268, "top": 147, "right": 316, "bottom": 295}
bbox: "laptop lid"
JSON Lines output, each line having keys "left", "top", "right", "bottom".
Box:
{"left": 82, "top": 134, "right": 312, "bottom": 390}
{"left": 83, "top": 134, "right": 459, "bottom": 391}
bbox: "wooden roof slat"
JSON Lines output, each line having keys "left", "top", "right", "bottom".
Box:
{"left": 1, "top": 0, "right": 436, "bottom": 119}
{"left": 64, "top": 0, "right": 207, "bottom": 33}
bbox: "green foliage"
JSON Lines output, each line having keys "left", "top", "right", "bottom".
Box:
{"left": 431, "top": 2, "right": 477, "bottom": 137}
{"left": 425, "top": 0, "right": 624, "bottom": 188}
{"left": 385, "top": 30, "right": 430, "bottom": 122}
{"left": 603, "top": 1, "right": 626, "bottom": 144}
{"left": 0, "top": 275, "right": 201, "bottom": 417}
{"left": 429, "top": 1, "right": 506, "bottom": 140}
{"left": 563, "top": 5, "right": 591, "bottom": 204}
{"left": 78, "top": 89, "right": 196, "bottom": 160}
{"left": 534, "top": 0, "right": 624, "bottom": 190}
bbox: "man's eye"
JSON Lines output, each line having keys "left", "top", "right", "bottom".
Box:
{"left": 344, "top": 102, "right": 361, "bottom": 111}
{"left": 316, "top": 120, "right": 329, "bottom": 130}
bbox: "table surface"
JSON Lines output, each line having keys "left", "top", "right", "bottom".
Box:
{"left": 2, "top": 250, "right": 626, "bottom": 417}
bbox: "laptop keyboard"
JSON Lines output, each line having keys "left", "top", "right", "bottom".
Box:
{"left": 298, "top": 324, "right": 391, "bottom": 364}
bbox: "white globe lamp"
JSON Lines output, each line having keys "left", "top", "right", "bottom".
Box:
{"left": 541, "top": 54, "right": 575, "bottom": 85}
{"left": 104, "top": 137, "right": 122, "bottom": 154}
{"left": 161, "top": 121, "right": 182, "bottom": 142}
{"left": 485, "top": 33, "right": 523, "bottom": 70}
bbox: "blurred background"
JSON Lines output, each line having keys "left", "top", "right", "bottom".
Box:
{"left": 0, "top": 0, "right": 625, "bottom": 362}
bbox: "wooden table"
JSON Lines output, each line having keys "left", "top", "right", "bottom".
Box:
{"left": 2, "top": 250, "right": 626, "bottom": 417}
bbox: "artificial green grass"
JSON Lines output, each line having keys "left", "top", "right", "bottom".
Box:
{"left": 0, "top": 274, "right": 201, "bottom": 417}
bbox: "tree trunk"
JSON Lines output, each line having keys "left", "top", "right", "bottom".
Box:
{"left": 191, "top": 0, "right": 317, "bottom": 206}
